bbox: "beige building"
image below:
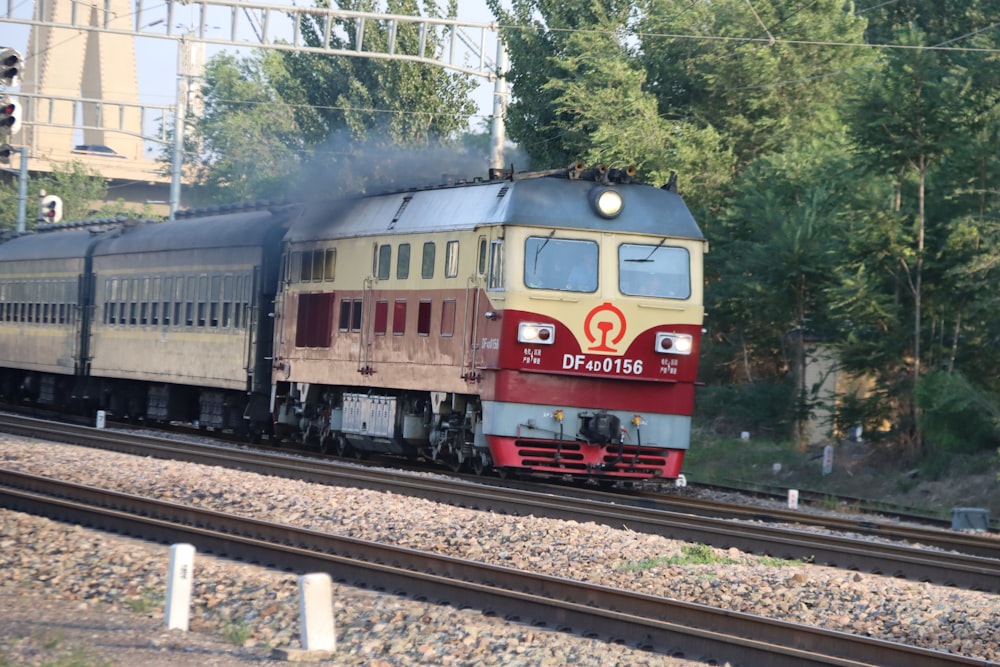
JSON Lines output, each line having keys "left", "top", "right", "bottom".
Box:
{"left": 8, "top": 0, "right": 173, "bottom": 214}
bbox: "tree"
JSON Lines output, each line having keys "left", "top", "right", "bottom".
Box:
{"left": 172, "top": 0, "right": 479, "bottom": 204}
{"left": 844, "top": 13, "right": 1000, "bottom": 449}
{"left": 0, "top": 161, "right": 156, "bottom": 229}
{"left": 487, "top": 0, "right": 731, "bottom": 208}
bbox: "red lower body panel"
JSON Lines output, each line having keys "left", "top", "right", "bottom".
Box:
{"left": 487, "top": 435, "right": 685, "bottom": 479}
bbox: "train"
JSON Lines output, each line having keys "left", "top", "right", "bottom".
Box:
{"left": 0, "top": 163, "right": 706, "bottom": 482}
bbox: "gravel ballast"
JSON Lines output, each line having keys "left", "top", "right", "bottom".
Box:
{"left": 1, "top": 433, "right": 998, "bottom": 666}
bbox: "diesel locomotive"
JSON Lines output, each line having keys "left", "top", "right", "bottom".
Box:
{"left": 0, "top": 163, "right": 706, "bottom": 482}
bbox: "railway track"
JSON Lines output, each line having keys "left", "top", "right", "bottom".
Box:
{"left": 1, "top": 413, "right": 998, "bottom": 594}
{"left": 1, "top": 467, "right": 992, "bottom": 667}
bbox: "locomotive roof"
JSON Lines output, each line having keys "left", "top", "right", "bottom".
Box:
{"left": 0, "top": 228, "right": 98, "bottom": 261}
{"left": 286, "top": 175, "right": 703, "bottom": 243}
{"left": 91, "top": 209, "right": 288, "bottom": 256}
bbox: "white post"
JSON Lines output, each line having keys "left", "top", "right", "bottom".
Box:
{"left": 95, "top": 410, "right": 106, "bottom": 429}
{"left": 787, "top": 489, "right": 799, "bottom": 510}
{"left": 299, "top": 572, "right": 335, "bottom": 652}
{"left": 165, "top": 543, "right": 196, "bottom": 631}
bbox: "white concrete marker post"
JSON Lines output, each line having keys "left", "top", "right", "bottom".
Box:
{"left": 165, "top": 543, "right": 196, "bottom": 630}
{"left": 299, "top": 572, "right": 336, "bottom": 652}
{"left": 787, "top": 489, "right": 799, "bottom": 510}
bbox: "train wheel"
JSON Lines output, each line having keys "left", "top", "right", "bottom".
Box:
{"left": 471, "top": 453, "right": 491, "bottom": 476}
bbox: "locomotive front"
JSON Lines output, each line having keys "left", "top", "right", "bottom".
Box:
{"left": 475, "top": 169, "right": 705, "bottom": 480}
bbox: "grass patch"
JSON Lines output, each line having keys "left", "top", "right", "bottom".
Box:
{"left": 222, "top": 620, "right": 253, "bottom": 645}
{"left": 0, "top": 647, "right": 112, "bottom": 667}
{"left": 618, "top": 544, "right": 806, "bottom": 573}
{"left": 124, "top": 591, "right": 163, "bottom": 614}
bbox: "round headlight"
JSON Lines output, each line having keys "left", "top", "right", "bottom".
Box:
{"left": 591, "top": 187, "right": 624, "bottom": 219}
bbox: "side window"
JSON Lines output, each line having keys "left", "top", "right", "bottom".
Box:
{"left": 311, "top": 250, "right": 324, "bottom": 281}
{"left": 417, "top": 300, "right": 432, "bottom": 336}
{"left": 421, "top": 241, "right": 435, "bottom": 279}
{"left": 377, "top": 244, "right": 392, "bottom": 281}
{"left": 445, "top": 240, "right": 459, "bottom": 278}
{"left": 324, "top": 248, "right": 336, "bottom": 281}
{"left": 477, "top": 236, "right": 487, "bottom": 275}
{"left": 392, "top": 300, "right": 407, "bottom": 335}
{"left": 374, "top": 300, "right": 389, "bottom": 335}
{"left": 338, "top": 299, "right": 352, "bottom": 332}
{"left": 340, "top": 298, "right": 364, "bottom": 332}
{"left": 488, "top": 240, "right": 504, "bottom": 291}
{"left": 299, "top": 251, "right": 312, "bottom": 282}
{"left": 397, "top": 243, "right": 410, "bottom": 280}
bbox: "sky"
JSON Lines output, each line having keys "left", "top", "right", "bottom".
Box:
{"left": 1, "top": 1, "right": 503, "bottom": 152}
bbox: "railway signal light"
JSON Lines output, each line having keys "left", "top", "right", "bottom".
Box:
{"left": 40, "top": 194, "right": 63, "bottom": 224}
{"left": 0, "top": 143, "right": 12, "bottom": 164}
{"left": 0, "top": 97, "right": 20, "bottom": 135}
{"left": 0, "top": 48, "right": 22, "bottom": 86}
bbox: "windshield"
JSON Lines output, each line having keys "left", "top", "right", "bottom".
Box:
{"left": 619, "top": 243, "right": 690, "bottom": 299}
{"left": 523, "top": 236, "right": 598, "bottom": 292}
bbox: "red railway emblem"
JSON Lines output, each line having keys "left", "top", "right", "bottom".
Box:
{"left": 583, "top": 302, "right": 627, "bottom": 353}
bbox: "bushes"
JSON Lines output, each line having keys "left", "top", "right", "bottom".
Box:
{"left": 915, "top": 370, "right": 1000, "bottom": 455}
{"left": 694, "top": 379, "right": 797, "bottom": 438}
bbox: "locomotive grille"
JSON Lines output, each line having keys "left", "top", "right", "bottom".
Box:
{"left": 513, "top": 439, "right": 669, "bottom": 475}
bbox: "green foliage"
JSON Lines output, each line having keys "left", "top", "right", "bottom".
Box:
{"left": 222, "top": 619, "right": 254, "bottom": 645}
{"left": 175, "top": 0, "right": 479, "bottom": 205}
{"left": 0, "top": 161, "right": 153, "bottom": 229}
{"left": 619, "top": 543, "right": 803, "bottom": 572}
{"left": 915, "top": 371, "right": 1000, "bottom": 454}
{"left": 694, "top": 380, "right": 796, "bottom": 438}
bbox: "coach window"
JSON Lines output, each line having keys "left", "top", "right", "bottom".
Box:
{"left": 477, "top": 237, "right": 487, "bottom": 276}
{"left": 130, "top": 278, "right": 140, "bottom": 325}
{"left": 161, "top": 277, "right": 173, "bottom": 326}
{"left": 377, "top": 244, "right": 392, "bottom": 281}
{"left": 324, "top": 248, "right": 336, "bottom": 281}
{"left": 196, "top": 275, "right": 208, "bottom": 327}
{"left": 445, "top": 240, "right": 459, "bottom": 278}
{"left": 392, "top": 300, "right": 407, "bottom": 335}
{"left": 140, "top": 277, "right": 150, "bottom": 326}
{"left": 118, "top": 278, "right": 129, "bottom": 325}
{"left": 374, "top": 300, "right": 389, "bottom": 335}
{"left": 397, "top": 243, "right": 410, "bottom": 280}
{"left": 487, "top": 240, "right": 504, "bottom": 291}
{"left": 222, "top": 275, "right": 233, "bottom": 327}
{"left": 150, "top": 277, "right": 160, "bottom": 325}
{"left": 104, "top": 279, "right": 113, "bottom": 324}
{"left": 421, "top": 241, "right": 435, "bottom": 279}
{"left": 417, "top": 299, "right": 432, "bottom": 336}
{"left": 174, "top": 277, "right": 184, "bottom": 327}
{"left": 183, "top": 276, "right": 195, "bottom": 326}
{"left": 209, "top": 275, "right": 221, "bottom": 327}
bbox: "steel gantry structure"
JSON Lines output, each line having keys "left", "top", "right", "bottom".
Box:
{"left": 2, "top": 0, "right": 509, "bottom": 218}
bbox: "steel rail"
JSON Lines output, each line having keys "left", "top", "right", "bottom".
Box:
{"left": 1, "top": 414, "right": 998, "bottom": 593}
{"left": 0, "top": 468, "right": 992, "bottom": 667}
